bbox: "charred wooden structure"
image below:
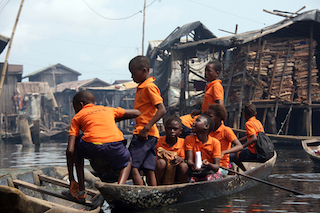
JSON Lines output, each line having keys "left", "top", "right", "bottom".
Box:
{"left": 149, "top": 9, "right": 320, "bottom": 136}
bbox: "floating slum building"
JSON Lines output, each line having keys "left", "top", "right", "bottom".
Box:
{"left": 148, "top": 9, "right": 320, "bottom": 136}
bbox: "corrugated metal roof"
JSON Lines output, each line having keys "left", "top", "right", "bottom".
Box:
{"left": 23, "top": 63, "right": 81, "bottom": 78}
{"left": 174, "top": 9, "right": 320, "bottom": 50}
{"left": 49, "top": 78, "right": 110, "bottom": 93}
{"left": 8, "top": 64, "right": 23, "bottom": 75}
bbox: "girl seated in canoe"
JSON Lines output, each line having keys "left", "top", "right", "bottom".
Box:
{"left": 155, "top": 115, "right": 188, "bottom": 185}
{"left": 185, "top": 114, "right": 222, "bottom": 182}
{"left": 229, "top": 103, "right": 264, "bottom": 171}
{"left": 203, "top": 104, "right": 243, "bottom": 176}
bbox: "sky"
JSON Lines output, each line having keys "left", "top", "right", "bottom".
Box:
{"left": 0, "top": 0, "right": 319, "bottom": 84}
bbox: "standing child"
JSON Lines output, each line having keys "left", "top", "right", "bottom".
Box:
{"left": 185, "top": 114, "right": 222, "bottom": 182}
{"left": 203, "top": 104, "right": 243, "bottom": 176}
{"left": 191, "top": 61, "right": 224, "bottom": 117}
{"left": 128, "top": 55, "right": 166, "bottom": 186}
{"left": 65, "top": 90, "right": 140, "bottom": 201}
{"left": 155, "top": 115, "right": 188, "bottom": 185}
{"left": 230, "top": 103, "right": 264, "bottom": 171}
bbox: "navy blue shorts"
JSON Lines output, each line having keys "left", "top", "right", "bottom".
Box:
{"left": 128, "top": 135, "right": 157, "bottom": 171}
{"left": 75, "top": 135, "right": 131, "bottom": 171}
{"left": 229, "top": 148, "right": 258, "bottom": 164}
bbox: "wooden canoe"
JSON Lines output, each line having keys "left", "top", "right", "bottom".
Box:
{"left": 0, "top": 166, "right": 104, "bottom": 213}
{"left": 301, "top": 139, "right": 320, "bottom": 167}
{"left": 95, "top": 152, "right": 277, "bottom": 210}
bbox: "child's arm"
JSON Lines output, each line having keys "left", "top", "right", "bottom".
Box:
{"left": 115, "top": 109, "right": 141, "bottom": 122}
{"left": 242, "top": 134, "right": 257, "bottom": 149}
{"left": 221, "top": 138, "right": 243, "bottom": 157}
{"left": 202, "top": 158, "right": 220, "bottom": 172}
{"left": 66, "top": 135, "right": 77, "bottom": 183}
{"left": 238, "top": 135, "right": 247, "bottom": 143}
{"left": 139, "top": 102, "right": 166, "bottom": 140}
{"left": 186, "top": 150, "right": 198, "bottom": 171}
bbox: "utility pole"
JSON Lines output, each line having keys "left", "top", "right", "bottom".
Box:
{"left": 142, "top": 0, "right": 146, "bottom": 56}
{"left": 0, "top": 0, "right": 24, "bottom": 96}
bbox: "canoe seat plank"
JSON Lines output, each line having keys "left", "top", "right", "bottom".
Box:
{"left": 38, "top": 174, "right": 99, "bottom": 197}
{"left": 12, "top": 179, "right": 94, "bottom": 207}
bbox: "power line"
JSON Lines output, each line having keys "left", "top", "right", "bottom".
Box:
{"left": 187, "top": 0, "right": 265, "bottom": 25}
{"left": 82, "top": 0, "right": 158, "bottom": 20}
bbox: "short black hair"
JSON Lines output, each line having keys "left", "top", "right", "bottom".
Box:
{"left": 200, "top": 114, "right": 215, "bottom": 133}
{"left": 244, "top": 103, "right": 257, "bottom": 118}
{"left": 164, "top": 115, "right": 182, "bottom": 127}
{"left": 73, "top": 90, "right": 95, "bottom": 105}
{"left": 207, "top": 61, "right": 222, "bottom": 72}
{"left": 207, "top": 104, "right": 228, "bottom": 121}
{"left": 129, "top": 55, "right": 150, "bottom": 70}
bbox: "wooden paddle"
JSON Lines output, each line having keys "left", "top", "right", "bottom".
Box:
{"left": 220, "top": 166, "right": 305, "bottom": 195}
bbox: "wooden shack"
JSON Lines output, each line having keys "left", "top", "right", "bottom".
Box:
{"left": 149, "top": 9, "right": 320, "bottom": 136}
{"left": 23, "top": 63, "right": 81, "bottom": 88}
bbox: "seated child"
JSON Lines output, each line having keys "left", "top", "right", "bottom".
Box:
{"left": 185, "top": 114, "right": 222, "bottom": 182}
{"left": 155, "top": 115, "right": 188, "bottom": 185}
{"left": 203, "top": 104, "right": 243, "bottom": 176}
{"left": 65, "top": 90, "right": 140, "bottom": 201}
{"left": 230, "top": 103, "right": 264, "bottom": 171}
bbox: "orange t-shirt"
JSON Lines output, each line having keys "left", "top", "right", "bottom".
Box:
{"left": 180, "top": 114, "right": 199, "bottom": 129}
{"left": 245, "top": 116, "right": 264, "bottom": 154}
{"left": 185, "top": 135, "right": 221, "bottom": 164}
{"left": 209, "top": 123, "right": 237, "bottom": 168}
{"left": 133, "top": 77, "right": 163, "bottom": 138}
{"left": 156, "top": 136, "right": 185, "bottom": 159}
{"left": 69, "top": 103, "right": 125, "bottom": 143}
{"left": 201, "top": 79, "right": 224, "bottom": 112}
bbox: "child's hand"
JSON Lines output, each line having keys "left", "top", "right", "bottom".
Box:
{"left": 172, "top": 156, "right": 183, "bottom": 166}
{"left": 138, "top": 127, "right": 149, "bottom": 141}
{"left": 202, "top": 159, "right": 209, "bottom": 168}
{"left": 220, "top": 151, "right": 226, "bottom": 158}
{"left": 235, "top": 151, "right": 241, "bottom": 159}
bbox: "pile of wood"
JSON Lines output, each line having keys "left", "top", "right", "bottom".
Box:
{"left": 223, "top": 37, "right": 319, "bottom": 103}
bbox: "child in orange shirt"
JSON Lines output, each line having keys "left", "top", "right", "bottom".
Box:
{"left": 128, "top": 55, "right": 166, "bottom": 186}
{"left": 230, "top": 103, "right": 264, "bottom": 171}
{"left": 203, "top": 104, "right": 243, "bottom": 176}
{"left": 65, "top": 90, "right": 140, "bottom": 201}
{"left": 185, "top": 114, "right": 222, "bottom": 182}
{"left": 155, "top": 115, "right": 188, "bottom": 185}
{"left": 191, "top": 61, "right": 224, "bottom": 117}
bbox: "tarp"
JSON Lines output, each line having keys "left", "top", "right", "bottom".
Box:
{"left": 175, "top": 9, "right": 320, "bottom": 50}
{"left": 149, "top": 21, "right": 216, "bottom": 59}
{"left": 0, "top": 34, "right": 9, "bottom": 54}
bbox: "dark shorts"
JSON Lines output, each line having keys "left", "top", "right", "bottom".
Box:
{"left": 229, "top": 148, "right": 258, "bottom": 164}
{"left": 128, "top": 135, "right": 157, "bottom": 171}
{"left": 75, "top": 135, "right": 131, "bottom": 171}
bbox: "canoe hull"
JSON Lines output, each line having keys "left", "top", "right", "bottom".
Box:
{"left": 95, "top": 152, "right": 277, "bottom": 210}
{"left": 302, "top": 139, "right": 320, "bottom": 167}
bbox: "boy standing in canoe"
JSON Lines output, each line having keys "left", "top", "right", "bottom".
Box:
{"left": 65, "top": 90, "right": 140, "bottom": 201}
{"left": 191, "top": 61, "right": 224, "bottom": 117}
{"left": 185, "top": 114, "right": 222, "bottom": 182}
{"left": 155, "top": 115, "right": 188, "bottom": 184}
{"left": 128, "top": 55, "right": 166, "bottom": 186}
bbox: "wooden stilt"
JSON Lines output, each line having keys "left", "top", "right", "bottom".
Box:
{"left": 307, "top": 23, "right": 314, "bottom": 136}
{"left": 19, "top": 116, "right": 33, "bottom": 147}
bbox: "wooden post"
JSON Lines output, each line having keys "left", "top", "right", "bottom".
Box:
{"left": 20, "top": 116, "right": 33, "bottom": 147}
{"left": 262, "top": 53, "right": 279, "bottom": 126}
{"left": 141, "top": 0, "right": 146, "bottom": 55}
{"left": 248, "top": 38, "right": 261, "bottom": 102}
{"left": 307, "top": 23, "right": 314, "bottom": 136}
{"left": 224, "top": 60, "right": 235, "bottom": 105}
{"left": 0, "top": 0, "right": 24, "bottom": 96}
{"left": 180, "top": 56, "right": 186, "bottom": 116}
{"left": 32, "top": 119, "right": 40, "bottom": 145}
{"left": 274, "top": 43, "right": 291, "bottom": 118}
{"left": 237, "top": 45, "right": 250, "bottom": 129}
